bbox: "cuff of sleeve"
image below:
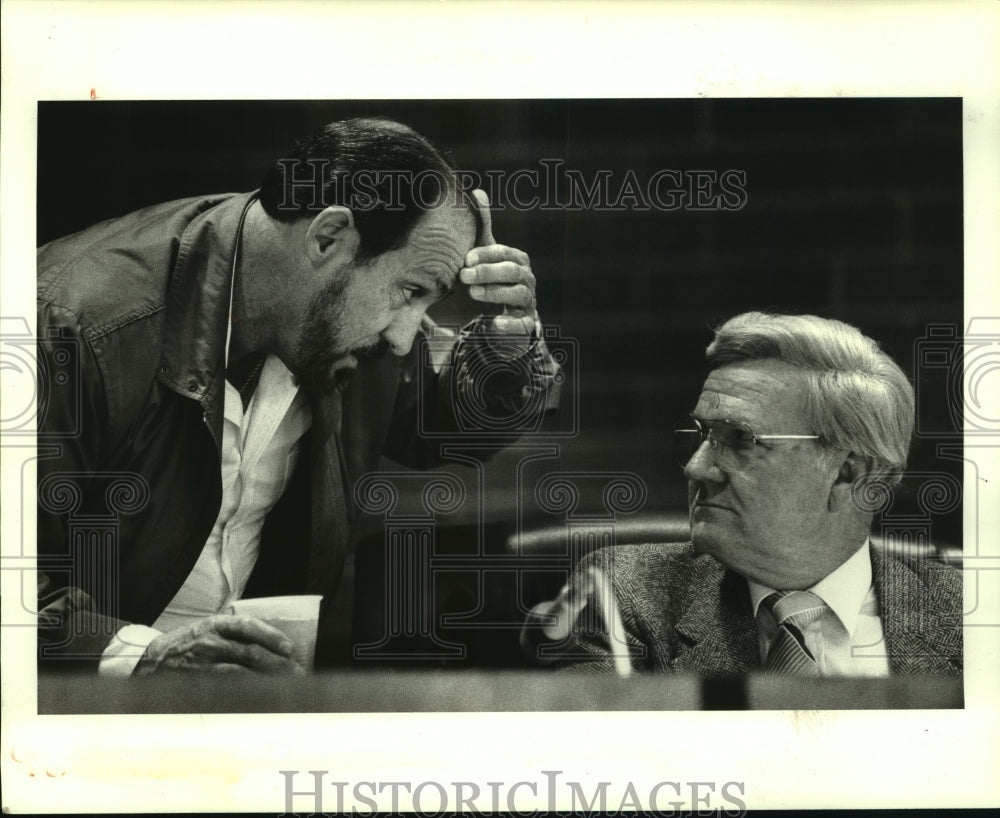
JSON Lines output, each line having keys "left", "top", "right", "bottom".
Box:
{"left": 98, "top": 624, "right": 162, "bottom": 677}
{"left": 451, "top": 315, "right": 562, "bottom": 423}
{"left": 461, "top": 314, "right": 540, "bottom": 358}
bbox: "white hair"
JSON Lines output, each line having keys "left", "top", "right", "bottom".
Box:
{"left": 706, "top": 312, "right": 914, "bottom": 484}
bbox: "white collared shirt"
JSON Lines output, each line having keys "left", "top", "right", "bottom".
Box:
{"left": 748, "top": 541, "right": 892, "bottom": 677}
{"left": 99, "top": 355, "right": 311, "bottom": 674}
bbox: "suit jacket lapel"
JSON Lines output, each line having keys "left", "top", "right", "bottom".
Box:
{"left": 662, "top": 547, "right": 960, "bottom": 677}
{"left": 871, "top": 546, "right": 963, "bottom": 675}
{"left": 671, "top": 563, "right": 759, "bottom": 676}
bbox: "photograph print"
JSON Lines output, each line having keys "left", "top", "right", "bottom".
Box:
{"left": 29, "top": 98, "right": 965, "bottom": 714}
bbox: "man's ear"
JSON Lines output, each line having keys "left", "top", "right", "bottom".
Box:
{"left": 828, "top": 451, "right": 869, "bottom": 512}
{"left": 304, "top": 206, "right": 360, "bottom": 267}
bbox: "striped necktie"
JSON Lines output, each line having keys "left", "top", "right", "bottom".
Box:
{"left": 763, "top": 590, "right": 827, "bottom": 676}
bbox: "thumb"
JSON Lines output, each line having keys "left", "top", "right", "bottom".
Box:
{"left": 471, "top": 188, "right": 495, "bottom": 246}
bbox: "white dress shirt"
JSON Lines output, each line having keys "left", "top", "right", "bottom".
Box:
{"left": 98, "top": 355, "right": 311, "bottom": 675}
{"left": 748, "top": 541, "right": 892, "bottom": 677}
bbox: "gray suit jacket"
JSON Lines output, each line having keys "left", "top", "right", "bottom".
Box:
{"left": 554, "top": 542, "right": 962, "bottom": 676}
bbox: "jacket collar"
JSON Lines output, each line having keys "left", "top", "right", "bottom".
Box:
{"left": 156, "top": 192, "right": 257, "bottom": 445}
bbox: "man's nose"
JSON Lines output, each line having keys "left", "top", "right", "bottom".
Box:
{"left": 382, "top": 307, "right": 426, "bottom": 357}
{"left": 682, "top": 438, "right": 724, "bottom": 483}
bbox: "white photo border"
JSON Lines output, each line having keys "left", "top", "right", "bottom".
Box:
{"left": 2, "top": 0, "right": 998, "bottom": 812}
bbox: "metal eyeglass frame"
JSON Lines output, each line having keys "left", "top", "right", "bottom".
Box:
{"left": 673, "top": 416, "right": 820, "bottom": 467}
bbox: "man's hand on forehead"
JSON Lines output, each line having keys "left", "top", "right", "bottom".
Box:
{"left": 459, "top": 189, "right": 538, "bottom": 341}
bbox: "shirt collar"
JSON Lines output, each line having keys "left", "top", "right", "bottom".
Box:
{"left": 748, "top": 538, "right": 873, "bottom": 635}
{"left": 224, "top": 353, "right": 306, "bottom": 452}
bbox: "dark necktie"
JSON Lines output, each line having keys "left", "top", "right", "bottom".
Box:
{"left": 763, "top": 590, "right": 827, "bottom": 676}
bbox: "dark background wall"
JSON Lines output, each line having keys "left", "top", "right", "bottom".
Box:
{"left": 38, "top": 99, "right": 964, "bottom": 547}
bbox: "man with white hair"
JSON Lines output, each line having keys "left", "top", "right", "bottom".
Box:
{"left": 529, "top": 312, "right": 961, "bottom": 676}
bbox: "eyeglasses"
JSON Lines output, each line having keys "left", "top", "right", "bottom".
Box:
{"left": 672, "top": 416, "right": 820, "bottom": 468}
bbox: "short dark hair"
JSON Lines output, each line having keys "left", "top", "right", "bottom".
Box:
{"left": 259, "top": 117, "right": 465, "bottom": 262}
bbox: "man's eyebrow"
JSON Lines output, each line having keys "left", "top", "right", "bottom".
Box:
{"left": 416, "top": 268, "right": 457, "bottom": 299}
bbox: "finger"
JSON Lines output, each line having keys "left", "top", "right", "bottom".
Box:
{"left": 575, "top": 569, "right": 598, "bottom": 599}
{"left": 460, "top": 260, "right": 534, "bottom": 286}
{"left": 190, "top": 632, "right": 305, "bottom": 674}
{"left": 209, "top": 662, "right": 251, "bottom": 674}
{"left": 562, "top": 587, "right": 585, "bottom": 612}
{"left": 468, "top": 284, "right": 534, "bottom": 309}
{"left": 463, "top": 244, "right": 530, "bottom": 269}
{"left": 471, "top": 188, "right": 495, "bottom": 246}
{"left": 227, "top": 639, "right": 306, "bottom": 675}
{"left": 565, "top": 577, "right": 594, "bottom": 608}
{"left": 491, "top": 314, "right": 537, "bottom": 334}
{"left": 210, "top": 614, "right": 295, "bottom": 657}
{"left": 246, "top": 644, "right": 307, "bottom": 675}
{"left": 586, "top": 567, "right": 615, "bottom": 608}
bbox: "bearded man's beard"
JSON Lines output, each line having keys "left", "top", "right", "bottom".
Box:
{"left": 354, "top": 337, "right": 391, "bottom": 359}
{"left": 290, "top": 274, "right": 351, "bottom": 396}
